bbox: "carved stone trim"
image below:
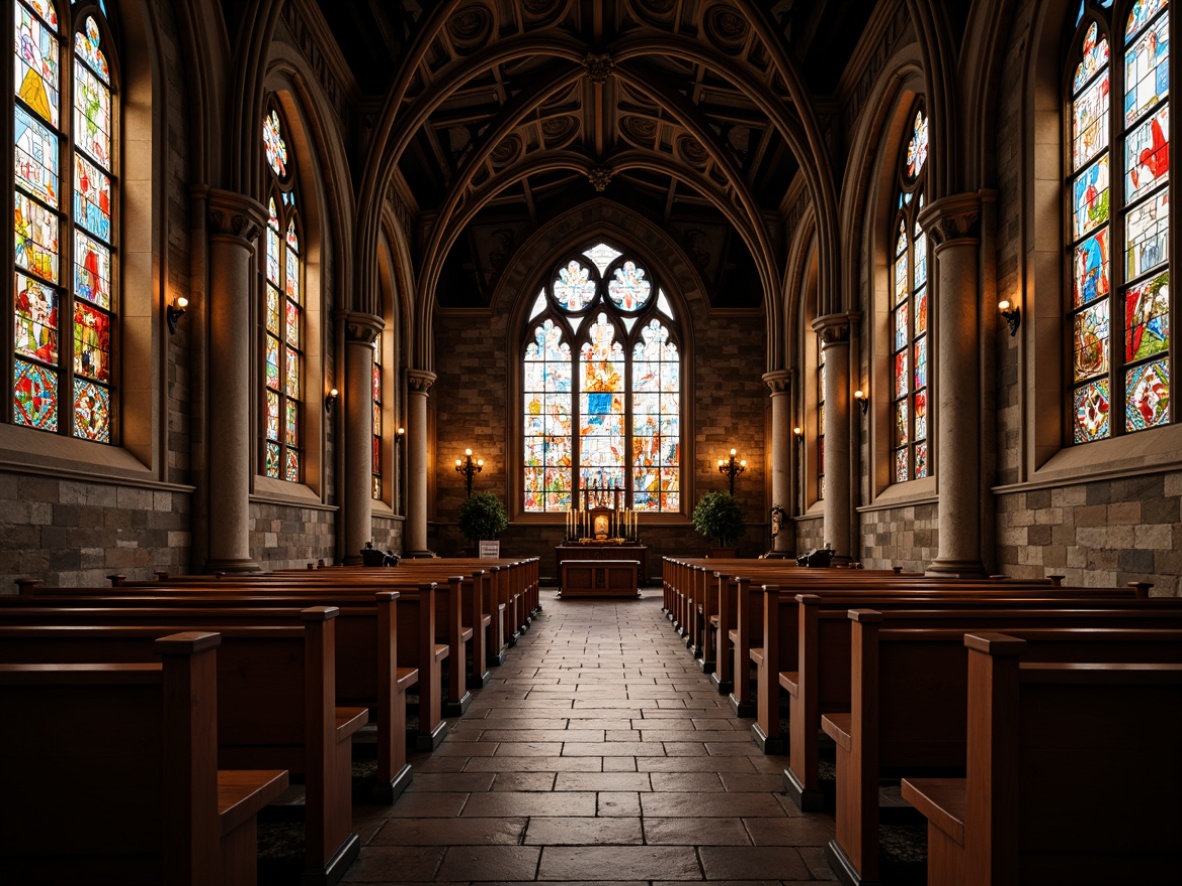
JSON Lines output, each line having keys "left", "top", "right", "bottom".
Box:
{"left": 587, "top": 166, "right": 613, "bottom": 192}
{"left": 918, "top": 193, "right": 983, "bottom": 249}
{"left": 583, "top": 53, "right": 614, "bottom": 83}
{"left": 338, "top": 311, "right": 384, "bottom": 344}
{"left": 763, "top": 370, "right": 792, "bottom": 395}
{"left": 206, "top": 188, "right": 266, "bottom": 245}
{"left": 811, "top": 311, "right": 861, "bottom": 345}
{"left": 407, "top": 369, "right": 437, "bottom": 394}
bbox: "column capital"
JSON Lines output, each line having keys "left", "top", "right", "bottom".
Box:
{"left": 762, "top": 370, "right": 792, "bottom": 395}
{"left": 811, "top": 312, "right": 861, "bottom": 345}
{"left": 337, "top": 310, "right": 384, "bottom": 344}
{"left": 407, "top": 369, "right": 437, "bottom": 394}
{"left": 205, "top": 188, "right": 267, "bottom": 245}
{"left": 918, "top": 192, "right": 982, "bottom": 249}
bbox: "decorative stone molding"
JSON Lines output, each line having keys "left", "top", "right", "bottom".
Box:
{"left": 763, "top": 370, "right": 792, "bottom": 395}
{"left": 406, "top": 369, "right": 437, "bottom": 394}
{"left": 583, "top": 53, "right": 614, "bottom": 83}
{"left": 205, "top": 188, "right": 266, "bottom": 245}
{"left": 811, "top": 311, "right": 861, "bottom": 345}
{"left": 918, "top": 192, "right": 983, "bottom": 249}
{"left": 587, "top": 166, "right": 613, "bottom": 193}
{"left": 338, "top": 310, "right": 384, "bottom": 344}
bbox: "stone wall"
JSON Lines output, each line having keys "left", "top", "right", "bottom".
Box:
{"left": 249, "top": 502, "right": 337, "bottom": 570}
{"left": 858, "top": 502, "right": 937, "bottom": 572}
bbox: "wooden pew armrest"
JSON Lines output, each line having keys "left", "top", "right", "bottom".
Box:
{"left": 396, "top": 667, "right": 419, "bottom": 691}
{"left": 900, "top": 777, "right": 966, "bottom": 847}
{"left": 434, "top": 643, "right": 449, "bottom": 662}
{"left": 481, "top": 615, "right": 492, "bottom": 627}
{"left": 336, "top": 706, "right": 370, "bottom": 741}
{"left": 218, "top": 769, "right": 289, "bottom": 836}
{"left": 821, "top": 712, "right": 852, "bottom": 752}
{"left": 709, "top": 616, "right": 719, "bottom": 627}
{"left": 461, "top": 628, "right": 473, "bottom": 641}
{"left": 749, "top": 647, "right": 764, "bottom": 666}
{"left": 779, "top": 671, "right": 799, "bottom": 695}
{"left": 728, "top": 628, "right": 739, "bottom": 643}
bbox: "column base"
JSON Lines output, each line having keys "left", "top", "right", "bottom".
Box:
{"left": 202, "top": 557, "right": 263, "bottom": 574}
{"left": 924, "top": 558, "right": 986, "bottom": 578}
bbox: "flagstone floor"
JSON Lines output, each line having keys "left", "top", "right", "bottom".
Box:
{"left": 345, "top": 591, "right": 837, "bottom": 884}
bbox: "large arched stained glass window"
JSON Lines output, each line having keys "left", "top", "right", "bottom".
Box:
{"left": 372, "top": 331, "right": 383, "bottom": 500}
{"left": 1068, "top": 1, "right": 1171, "bottom": 443}
{"left": 523, "top": 243, "right": 682, "bottom": 513}
{"left": 261, "top": 105, "right": 304, "bottom": 481}
{"left": 12, "top": 0, "right": 117, "bottom": 442}
{"left": 889, "top": 106, "right": 930, "bottom": 482}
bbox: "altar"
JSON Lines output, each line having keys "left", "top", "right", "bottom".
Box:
{"left": 555, "top": 543, "right": 649, "bottom": 589}
{"left": 557, "top": 482, "right": 649, "bottom": 592}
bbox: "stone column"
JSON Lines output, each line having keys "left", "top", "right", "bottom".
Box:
{"left": 405, "top": 369, "right": 437, "bottom": 556}
{"left": 811, "top": 314, "right": 854, "bottom": 559}
{"left": 763, "top": 370, "right": 794, "bottom": 554}
{"left": 919, "top": 193, "right": 985, "bottom": 576}
{"left": 341, "top": 312, "right": 384, "bottom": 565}
{"left": 204, "top": 189, "right": 266, "bottom": 573}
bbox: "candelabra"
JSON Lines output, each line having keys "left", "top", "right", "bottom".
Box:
{"left": 455, "top": 448, "right": 483, "bottom": 498}
{"left": 717, "top": 448, "right": 746, "bottom": 496}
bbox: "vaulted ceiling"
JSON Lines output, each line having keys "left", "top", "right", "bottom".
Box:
{"left": 316, "top": 0, "right": 877, "bottom": 309}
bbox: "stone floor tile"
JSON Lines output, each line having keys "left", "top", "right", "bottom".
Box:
{"left": 465, "top": 755, "right": 600, "bottom": 772}
{"left": 432, "top": 741, "right": 499, "bottom": 757}
{"left": 643, "top": 817, "right": 752, "bottom": 846}
{"left": 647, "top": 771, "right": 724, "bottom": 792}
{"left": 640, "top": 792, "right": 787, "bottom": 818}
{"left": 491, "top": 772, "right": 557, "bottom": 791}
{"left": 405, "top": 772, "right": 498, "bottom": 793}
{"left": 602, "top": 756, "right": 639, "bottom": 772}
{"left": 563, "top": 741, "right": 666, "bottom": 756}
{"left": 370, "top": 817, "right": 527, "bottom": 846}
{"left": 492, "top": 741, "right": 566, "bottom": 756}
{"left": 717, "top": 772, "right": 788, "bottom": 793}
{"left": 798, "top": 845, "right": 840, "bottom": 880}
{"left": 435, "top": 846, "right": 541, "bottom": 881}
{"left": 742, "top": 816, "right": 835, "bottom": 846}
{"left": 698, "top": 847, "right": 810, "bottom": 880}
{"left": 597, "top": 791, "right": 641, "bottom": 816}
{"left": 538, "top": 846, "right": 702, "bottom": 881}
{"left": 636, "top": 756, "right": 757, "bottom": 772}
{"left": 479, "top": 729, "right": 604, "bottom": 743}
{"left": 524, "top": 816, "right": 644, "bottom": 845}
{"left": 340, "top": 846, "right": 444, "bottom": 882}
{"left": 462, "top": 791, "right": 597, "bottom": 817}
{"left": 553, "top": 771, "right": 652, "bottom": 792}
{"left": 389, "top": 792, "right": 470, "bottom": 818}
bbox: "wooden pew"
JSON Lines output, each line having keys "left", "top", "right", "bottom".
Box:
{"left": 823, "top": 612, "right": 1182, "bottom": 885}
{"left": 901, "top": 632, "right": 1182, "bottom": 886}
{"left": 0, "top": 632, "right": 289, "bottom": 886}
{"left": 0, "top": 610, "right": 367, "bottom": 884}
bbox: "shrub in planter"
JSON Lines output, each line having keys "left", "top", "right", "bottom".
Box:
{"left": 457, "top": 492, "right": 509, "bottom": 547}
{"left": 691, "top": 491, "right": 745, "bottom": 550}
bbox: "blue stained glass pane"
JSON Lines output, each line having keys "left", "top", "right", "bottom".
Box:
{"left": 73, "top": 153, "right": 111, "bottom": 242}
{"left": 14, "top": 357, "right": 57, "bottom": 430}
{"left": 1125, "top": 105, "right": 1168, "bottom": 203}
{"left": 1074, "top": 380, "right": 1111, "bottom": 442}
{"left": 1123, "top": 9, "right": 1169, "bottom": 126}
{"left": 608, "top": 261, "right": 652, "bottom": 310}
{"left": 14, "top": 104, "right": 59, "bottom": 208}
{"left": 914, "top": 336, "right": 927, "bottom": 389}
{"left": 1125, "top": 271, "right": 1170, "bottom": 361}
{"left": 1124, "top": 190, "right": 1169, "bottom": 278}
{"left": 1073, "top": 155, "right": 1110, "bottom": 239}
{"left": 553, "top": 261, "right": 595, "bottom": 310}
{"left": 894, "top": 304, "right": 909, "bottom": 351}
{"left": 1073, "top": 228, "right": 1110, "bottom": 307}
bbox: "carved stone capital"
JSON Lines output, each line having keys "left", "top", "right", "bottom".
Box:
{"left": 918, "top": 193, "right": 983, "bottom": 249}
{"left": 406, "top": 369, "right": 437, "bottom": 394}
{"left": 811, "top": 312, "right": 860, "bottom": 345}
{"left": 587, "top": 166, "right": 613, "bottom": 193}
{"left": 583, "top": 53, "right": 614, "bottom": 83}
{"left": 205, "top": 188, "right": 266, "bottom": 245}
{"left": 338, "top": 311, "right": 384, "bottom": 344}
{"left": 762, "top": 370, "right": 792, "bottom": 395}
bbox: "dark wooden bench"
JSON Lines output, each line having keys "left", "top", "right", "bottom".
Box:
{"left": 0, "top": 632, "right": 289, "bottom": 885}
{"left": 559, "top": 559, "right": 640, "bottom": 597}
{"left": 901, "top": 632, "right": 1182, "bottom": 886}
{"left": 823, "top": 613, "right": 1182, "bottom": 885}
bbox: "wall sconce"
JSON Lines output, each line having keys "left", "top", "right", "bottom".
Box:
{"left": 324, "top": 387, "right": 339, "bottom": 414}
{"left": 166, "top": 297, "right": 188, "bottom": 335}
{"left": 854, "top": 389, "right": 869, "bottom": 415}
{"left": 717, "top": 448, "right": 746, "bottom": 496}
{"left": 793, "top": 426, "right": 804, "bottom": 447}
{"left": 455, "top": 448, "right": 483, "bottom": 498}
{"left": 395, "top": 426, "right": 405, "bottom": 446}
{"left": 999, "top": 300, "right": 1021, "bottom": 337}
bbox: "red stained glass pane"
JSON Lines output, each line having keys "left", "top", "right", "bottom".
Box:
{"left": 73, "top": 377, "right": 109, "bottom": 442}
{"left": 14, "top": 271, "right": 58, "bottom": 364}
{"left": 265, "top": 441, "right": 280, "bottom": 478}
{"left": 72, "top": 301, "right": 110, "bottom": 383}
{"left": 285, "top": 346, "right": 299, "bottom": 398}
{"left": 73, "top": 230, "right": 110, "bottom": 309}
{"left": 285, "top": 300, "right": 299, "bottom": 348}
{"left": 15, "top": 191, "right": 59, "bottom": 283}
{"left": 1126, "top": 359, "right": 1170, "bottom": 431}
{"left": 1074, "top": 380, "right": 1111, "bottom": 442}
{"left": 265, "top": 390, "right": 279, "bottom": 442}
{"left": 73, "top": 153, "right": 111, "bottom": 242}
{"left": 285, "top": 449, "right": 299, "bottom": 483}
{"left": 1125, "top": 271, "right": 1170, "bottom": 361}
{"left": 16, "top": 1, "right": 61, "bottom": 127}
{"left": 14, "top": 358, "right": 57, "bottom": 430}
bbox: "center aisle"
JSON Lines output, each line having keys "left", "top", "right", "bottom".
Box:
{"left": 346, "top": 592, "right": 837, "bottom": 884}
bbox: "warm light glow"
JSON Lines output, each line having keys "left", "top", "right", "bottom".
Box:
{"left": 717, "top": 459, "right": 724, "bottom": 467}
{"left": 998, "top": 300, "right": 1011, "bottom": 311}
{"left": 793, "top": 426, "right": 802, "bottom": 436}
{"left": 396, "top": 427, "right": 405, "bottom": 436}
{"left": 740, "top": 460, "right": 747, "bottom": 468}
{"left": 455, "top": 458, "right": 462, "bottom": 467}
{"left": 854, "top": 389, "right": 865, "bottom": 400}
{"left": 176, "top": 296, "right": 189, "bottom": 309}
{"left": 477, "top": 459, "right": 484, "bottom": 467}
{"left": 729, "top": 448, "right": 737, "bottom": 456}
{"left": 465, "top": 448, "right": 472, "bottom": 456}
{"left": 329, "top": 388, "right": 339, "bottom": 398}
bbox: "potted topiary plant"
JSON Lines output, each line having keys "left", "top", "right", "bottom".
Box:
{"left": 457, "top": 492, "right": 509, "bottom": 555}
{"left": 691, "top": 491, "right": 746, "bottom": 557}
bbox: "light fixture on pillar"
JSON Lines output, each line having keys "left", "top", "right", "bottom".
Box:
{"left": 324, "top": 387, "right": 339, "bottom": 414}
{"left": 854, "top": 389, "right": 869, "bottom": 415}
{"left": 166, "top": 297, "right": 189, "bottom": 335}
{"left": 455, "top": 448, "right": 483, "bottom": 498}
{"left": 793, "top": 426, "right": 804, "bottom": 447}
{"left": 999, "top": 300, "right": 1021, "bottom": 337}
{"left": 395, "top": 426, "right": 405, "bottom": 446}
{"left": 717, "top": 448, "right": 746, "bottom": 496}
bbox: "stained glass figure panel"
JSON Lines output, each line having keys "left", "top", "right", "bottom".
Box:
{"left": 1074, "top": 300, "right": 1110, "bottom": 381}
{"left": 263, "top": 109, "right": 288, "bottom": 179}
{"left": 15, "top": 191, "right": 59, "bottom": 283}
{"left": 905, "top": 110, "right": 929, "bottom": 180}
{"left": 608, "top": 261, "right": 652, "bottom": 310}
{"left": 285, "top": 449, "right": 299, "bottom": 483}
{"left": 266, "top": 227, "right": 279, "bottom": 285}
{"left": 1124, "top": 190, "right": 1169, "bottom": 278}
{"left": 266, "top": 286, "right": 280, "bottom": 335}
{"left": 583, "top": 242, "right": 622, "bottom": 276}
{"left": 894, "top": 303, "right": 909, "bottom": 350}
{"left": 285, "top": 399, "right": 298, "bottom": 446}
{"left": 73, "top": 377, "right": 109, "bottom": 441}
{"left": 1073, "top": 228, "right": 1110, "bottom": 307}
{"left": 1125, "top": 105, "right": 1169, "bottom": 202}
{"left": 1125, "top": 271, "right": 1170, "bottom": 360}
{"left": 1074, "top": 379, "right": 1111, "bottom": 441}
{"left": 895, "top": 400, "right": 909, "bottom": 446}
{"left": 14, "top": 271, "right": 57, "bottom": 363}
{"left": 914, "top": 336, "right": 928, "bottom": 389}
{"left": 73, "top": 230, "right": 109, "bottom": 309}
{"left": 16, "top": 1, "right": 60, "bottom": 126}
{"left": 265, "top": 441, "right": 280, "bottom": 478}
{"left": 285, "top": 300, "right": 299, "bottom": 348}
{"left": 914, "top": 226, "right": 927, "bottom": 287}
{"left": 73, "top": 301, "right": 109, "bottom": 382}
{"left": 265, "top": 335, "right": 280, "bottom": 390}
{"left": 1074, "top": 22, "right": 1110, "bottom": 93}
{"left": 15, "top": 104, "right": 59, "bottom": 208}
{"left": 265, "top": 390, "right": 279, "bottom": 441}
{"left": 284, "top": 346, "right": 299, "bottom": 398}
{"left": 1073, "top": 155, "right": 1111, "bottom": 239}
{"left": 1126, "top": 358, "right": 1170, "bottom": 430}
{"left": 554, "top": 261, "right": 595, "bottom": 311}
{"left": 73, "top": 56, "right": 111, "bottom": 167}
{"left": 372, "top": 477, "right": 381, "bottom": 500}
{"left": 73, "top": 153, "right": 111, "bottom": 241}
{"left": 74, "top": 17, "right": 108, "bottom": 80}
{"left": 894, "top": 250, "right": 908, "bottom": 304}
{"left": 14, "top": 358, "right": 57, "bottom": 430}
{"left": 915, "top": 442, "right": 929, "bottom": 479}
{"left": 285, "top": 242, "right": 300, "bottom": 302}
{"left": 1123, "top": 10, "right": 1169, "bottom": 126}
{"left": 895, "top": 350, "right": 909, "bottom": 398}
{"left": 914, "top": 288, "right": 928, "bottom": 334}
{"left": 894, "top": 449, "right": 908, "bottom": 483}
{"left": 914, "top": 389, "right": 928, "bottom": 441}
{"left": 1073, "top": 70, "right": 1110, "bottom": 170}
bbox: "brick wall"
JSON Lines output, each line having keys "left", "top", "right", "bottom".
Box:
{"left": 249, "top": 502, "right": 337, "bottom": 570}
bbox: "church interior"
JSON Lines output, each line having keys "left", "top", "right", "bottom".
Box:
{"left": 3, "top": 0, "right": 1181, "bottom": 884}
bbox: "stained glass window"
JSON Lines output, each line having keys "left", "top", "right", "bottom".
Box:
{"left": 890, "top": 105, "right": 931, "bottom": 482}
{"left": 1068, "top": 2, "right": 1171, "bottom": 443}
{"left": 523, "top": 243, "right": 682, "bottom": 514}
{"left": 816, "top": 334, "right": 825, "bottom": 500}
{"left": 372, "top": 333, "right": 383, "bottom": 501}
{"left": 12, "top": 2, "right": 117, "bottom": 442}
{"left": 261, "top": 103, "right": 303, "bottom": 481}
